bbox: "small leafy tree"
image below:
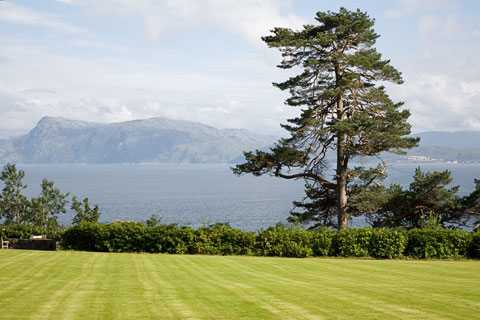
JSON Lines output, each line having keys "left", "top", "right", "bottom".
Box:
{"left": 71, "top": 196, "right": 101, "bottom": 225}
{"left": 29, "top": 179, "right": 69, "bottom": 230}
{"left": 145, "top": 214, "right": 163, "bottom": 227}
{"left": 0, "top": 163, "right": 29, "bottom": 224}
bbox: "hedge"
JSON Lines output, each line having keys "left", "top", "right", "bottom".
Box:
{"left": 57, "top": 222, "right": 480, "bottom": 259}
{"left": 0, "top": 224, "right": 63, "bottom": 240}
{"left": 406, "top": 229, "right": 473, "bottom": 259}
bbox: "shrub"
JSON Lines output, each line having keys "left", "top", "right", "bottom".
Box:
{"left": 311, "top": 229, "right": 333, "bottom": 256}
{"left": 194, "top": 223, "right": 256, "bottom": 255}
{"left": 256, "top": 224, "right": 313, "bottom": 258}
{"left": 0, "top": 224, "right": 60, "bottom": 240}
{"left": 60, "top": 222, "right": 478, "bottom": 260}
{"left": 62, "top": 222, "right": 110, "bottom": 251}
{"left": 155, "top": 224, "right": 196, "bottom": 254}
{"left": 468, "top": 232, "right": 480, "bottom": 259}
{"left": 331, "top": 228, "right": 372, "bottom": 257}
{"left": 104, "top": 222, "right": 148, "bottom": 252}
{"left": 369, "top": 229, "right": 408, "bottom": 259}
{"left": 406, "top": 229, "right": 472, "bottom": 259}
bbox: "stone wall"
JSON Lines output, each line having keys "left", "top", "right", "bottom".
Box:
{"left": 6, "top": 238, "right": 57, "bottom": 251}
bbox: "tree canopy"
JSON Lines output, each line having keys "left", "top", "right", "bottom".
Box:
{"left": 0, "top": 163, "right": 100, "bottom": 230}
{"left": 368, "top": 168, "right": 480, "bottom": 229}
{"left": 233, "top": 8, "right": 419, "bottom": 229}
{"left": 0, "top": 163, "right": 28, "bottom": 224}
{"left": 71, "top": 196, "right": 101, "bottom": 225}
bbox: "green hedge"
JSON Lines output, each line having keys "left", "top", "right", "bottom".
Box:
{"left": 256, "top": 224, "right": 315, "bottom": 258}
{"left": 0, "top": 224, "right": 64, "bottom": 240}
{"left": 58, "top": 222, "right": 480, "bottom": 259}
{"left": 406, "top": 229, "right": 473, "bottom": 259}
{"left": 468, "top": 232, "right": 480, "bottom": 259}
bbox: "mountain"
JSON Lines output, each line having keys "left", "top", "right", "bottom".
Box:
{"left": 383, "top": 131, "right": 480, "bottom": 163}
{"left": 0, "top": 117, "right": 277, "bottom": 164}
{"left": 2, "top": 118, "right": 479, "bottom": 164}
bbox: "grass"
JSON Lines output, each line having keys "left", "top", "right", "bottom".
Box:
{"left": 0, "top": 251, "right": 479, "bottom": 319}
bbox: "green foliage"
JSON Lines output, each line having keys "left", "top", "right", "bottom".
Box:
{"left": 310, "top": 229, "right": 334, "bottom": 256}
{"left": 331, "top": 228, "right": 372, "bottom": 257}
{"left": 0, "top": 224, "right": 45, "bottom": 239}
{"left": 370, "top": 168, "right": 479, "bottom": 229}
{"left": 71, "top": 196, "right": 100, "bottom": 225}
{"left": 151, "top": 224, "right": 196, "bottom": 254}
{"left": 233, "top": 8, "right": 418, "bottom": 229}
{"left": 468, "top": 232, "right": 480, "bottom": 259}
{"left": 194, "top": 223, "right": 256, "bottom": 255}
{"left": 144, "top": 214, "right": 162, "bottom": 227}
{"left": 256, "top": 224, "right": 314, "bottom": 257}
{"left": 61, "top": 223, "right": 478, "bottom": 259}
{"left": 369, "top": 229, "right": 407, "bottom": 259}
{"left": 405, "top": 229, "right": 472, "bottom": 259}
{"left": 60, "top": 222, "right": 109, "bottom": 251}
{"left": 0, "top": 224, "right": 62, "bottom": 240}
{"left": 0, "top": 163, "right": 102, "bottom": 230}
{"left": 29, "top": 179, "right": 69, "bottom": 230}
{"left": 0, "top": 163, "right": 29, "bottom": 225}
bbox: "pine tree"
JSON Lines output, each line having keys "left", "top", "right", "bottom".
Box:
{"left": 370, "top": 168, "right": 480, "bottom": 229}
{"left": 233, "top": 8, "right": 418, "bottom": 229}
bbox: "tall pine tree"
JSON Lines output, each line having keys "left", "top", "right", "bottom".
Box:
{"left": 233, "top": 8, "right": 418, "bottom": 229}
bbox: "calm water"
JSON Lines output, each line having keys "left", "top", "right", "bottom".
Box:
{"left": 13, "top": 163, "right": 480, "bottom": 230}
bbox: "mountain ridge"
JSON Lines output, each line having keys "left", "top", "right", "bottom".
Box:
{"left": 1, "top": 117, "right": 480, "bottom": 164}
{"left": 0, "top": 116, "right": 277, "bottom": 164}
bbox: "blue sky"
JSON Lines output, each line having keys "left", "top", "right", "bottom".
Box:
{"left": 0, "top": 0, "right": 479, "bottom": 138}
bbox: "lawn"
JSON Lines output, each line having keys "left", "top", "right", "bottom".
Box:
{"left": 0, "top": 250, "right": 478, "bottom": 319}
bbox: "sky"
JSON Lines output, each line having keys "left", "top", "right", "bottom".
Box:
{"left": 0, "top": 0, "right": 479, "bottom": 138}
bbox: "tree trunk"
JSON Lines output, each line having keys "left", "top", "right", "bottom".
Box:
{"left": 336, "top": 96, "right": 349, "bottom": 230}
{"left": 336, "top": 135, "right": 349, "bottom": 229}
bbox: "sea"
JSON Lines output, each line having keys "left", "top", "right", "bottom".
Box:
{"left": 13, "top": 162, "right": 480, "bottom": 230}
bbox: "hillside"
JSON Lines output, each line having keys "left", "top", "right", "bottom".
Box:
{"left": 2, "top": 118, "right": 479, "bottom": 164}
{"left": 0, "top": 117, "right": 276, "bottom": 164}
{"left": 376, "top": 131, "right": 480, "bottom": 163}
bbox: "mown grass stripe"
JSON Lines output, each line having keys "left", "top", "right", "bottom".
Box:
{"left": 1, "top": 251, "right": 479, "bottom": 319}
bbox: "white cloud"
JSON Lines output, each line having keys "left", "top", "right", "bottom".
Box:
{"left": 390, "top": 71, "right": 480, "bottom": 133}
{"left": 0, "top": 0, "right": 305, "bottom": 138}
{"left": 2, "top": 0, "right": 478, "bottom": 139}
{"left": 56, "top": 0, "right": 304, "bottom": 45}
{"left": 0, "top": 2, "right": 86, "bottom": 33}
{"left": 0, "top": 35, "right": 292, "bottom": 138}
{"left": 383, "top": 4, "right": 480, "bottom": 133}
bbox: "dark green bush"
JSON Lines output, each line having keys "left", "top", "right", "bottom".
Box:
{"left": 155, "top": 224, "right": 196, "bottom": 254}
{"left": 61, "top": 222, "right": 110, "bottom": 251}
{"left": 104, "top": 222, "right": 148, "bottom": 252}
{"left": 194, "top": 223, "right": 256, "bottom": 255}
{"left": 60, "top": 222, "right": 478, "bottom": 259}
{"left": 406, "top": 229, "right": 472, "bottom": 259}
{"left": 311, "top": 229, "right": 333, "bottom": 256}
{"left": 369, "top": 229, "right": 408, "bottom": 259}
{"left": 468, "top": 232, "right": 480, "bottom": 259}
{"left": 0, "top": 224, "right": 60, "bottom": 240}
{"left": 256, "top": 224, "right": 313, "bottom": 258}
{"left": 331, "top": 228, "right": 372, "bottom": 257}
